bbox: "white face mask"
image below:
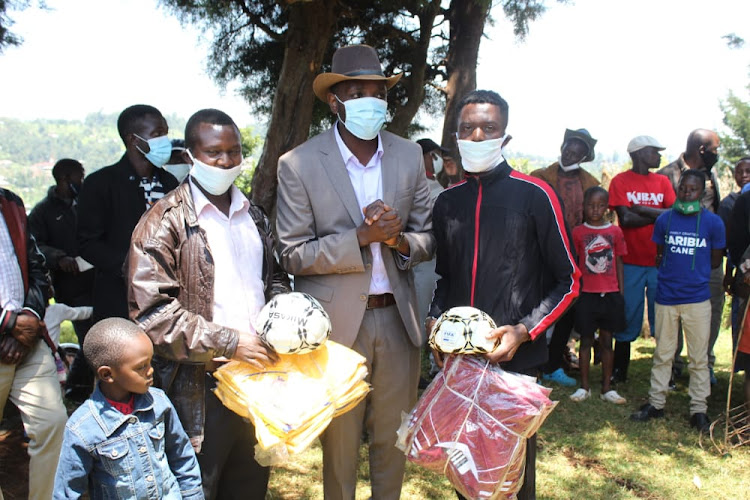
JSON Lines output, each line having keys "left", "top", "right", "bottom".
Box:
{"left": 558, "top": 155, "right": 580, "bottom": 172}
{"left": 457, "top": 135, "right": 508, "bottom": 173}
{"left": 162, "top": 163, "right": 191, "bottom": 182}
{"left": 431, "top": 153, "right": 444, "bottom": 175}
{"left": 187, "top": 150, "right": 242, "bottom": 196}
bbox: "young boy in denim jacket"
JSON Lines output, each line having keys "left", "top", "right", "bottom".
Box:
{"left": 54, "top": 318, "right": 203, "bottom": 499}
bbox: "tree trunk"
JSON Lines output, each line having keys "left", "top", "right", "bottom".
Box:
{"left": 441, "top": 0, "right": 491, "bottom": 150}
{"left": 251, "top": 0, "right": 339, "bottom": 215}
{"left": 386, "top": 1, "right": 442, "bottom": 137}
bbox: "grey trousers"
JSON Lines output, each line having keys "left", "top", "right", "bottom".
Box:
{"left": 320, "top": 305, "right": 420, "bottom": 500}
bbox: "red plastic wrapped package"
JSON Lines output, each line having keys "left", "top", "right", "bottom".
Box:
{"left": 396, "top": 355, "right": 557, "bottom": 499}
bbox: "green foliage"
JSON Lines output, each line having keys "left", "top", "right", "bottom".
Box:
{"left": 0, "top": 0, "right": 31, "bottom": 52}
{"left": 0, "top": 114, "right": 123, "bottom": 169}
{"left": 0, "top": 112, "right": 189, "bottom": 207}
{"left": 720, "top": 88, "right": 750, "bottom": 166}
{"left": 234, "top": 125, "right": 263, "bottom": 196}
{"left": 162, "top": 0, "right": 448, "bottom": 136}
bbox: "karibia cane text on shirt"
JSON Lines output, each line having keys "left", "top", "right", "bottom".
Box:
{"left": 666, "top": 232, "right": 707, "bottom": 255}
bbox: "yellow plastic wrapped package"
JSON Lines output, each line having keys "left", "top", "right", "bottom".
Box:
{"left": 213, "top": 340, "right": 370, "bottom": 465}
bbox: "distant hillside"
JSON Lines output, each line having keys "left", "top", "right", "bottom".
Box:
{"left": 0, "top": 112, "right": 187, "bottom": 207}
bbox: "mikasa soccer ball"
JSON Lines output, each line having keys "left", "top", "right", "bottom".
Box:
{"left": 429, "top": 306, "right": 498, "bottom": 354}
{"left": 254, "top": 292, "right": 332, "bottom": 354}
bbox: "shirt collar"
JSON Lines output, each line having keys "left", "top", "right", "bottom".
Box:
{"left": 189, "top": 176, "right": 249, "bottom": 219}
{"left": 333, "top": 123, "right": 384, "bottom": 168}
{"left": 89, "top": 384, "right": 155, "bottom": 437}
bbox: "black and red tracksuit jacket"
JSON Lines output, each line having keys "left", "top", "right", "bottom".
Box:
{"left": 429, "top": 161, "right": 580, "bottom": 372}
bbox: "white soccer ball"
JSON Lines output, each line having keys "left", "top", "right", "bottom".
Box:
{"left": 429, "top": 306, "right": 498, "bottom": 355}
{"left": 254, "top": 292, "right": 332, "bottom": 354}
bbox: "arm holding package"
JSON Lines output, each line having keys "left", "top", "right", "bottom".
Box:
{"left": 518, "top": 182, "right": 580, "bottom": 340}
{"left": 276, "top": 151, "right": 366, "bottom": 276}
{"left": 127, "top": 214, "right": 239, "bottom": 363}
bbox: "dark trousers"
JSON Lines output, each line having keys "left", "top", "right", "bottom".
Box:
{"left": 456, "top": 433, "right": 537, "bottom": 500}
{"left": 544, "top": 307, "right": 575, "bottom": 374}
{"left": 613, "top": 340, "right": 631, "bottom": 379}
{"left": 199, "top": 375, "right": 269, "bottom": 500}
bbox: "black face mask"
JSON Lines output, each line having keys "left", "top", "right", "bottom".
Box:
{"left": 700, "top": 150, "right": 718, "bottom": 170}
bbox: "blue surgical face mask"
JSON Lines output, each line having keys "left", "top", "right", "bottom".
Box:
{"left": 335, "top": 96, "right": 387, "bottom": 141}
{"left": 162, "top": 163, "right": 191, "bottom": 183}
{"left": 134, "top": 134, "right": 173, "bottom": 167}
{"left": 432, "top": 153, "right": 444, "bottom": 175}
{"left": 187, "top": 150, "right": 242, "bottom": 196}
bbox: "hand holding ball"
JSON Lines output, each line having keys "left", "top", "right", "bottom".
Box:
{"left": 254, "top": 292, "right": 332, "bottom": 354}
{"left": 429, "top": 307, "right": 498, "bottom": 355}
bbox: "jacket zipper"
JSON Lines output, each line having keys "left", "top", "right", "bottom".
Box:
{"left": 470, "top": 179, "right": 482, "bottom": 307}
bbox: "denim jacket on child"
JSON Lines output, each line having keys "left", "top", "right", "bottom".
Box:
{"left": 54, "top": 385, "right": 204, "bottom": 499}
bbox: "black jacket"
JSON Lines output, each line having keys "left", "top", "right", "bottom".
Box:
{"left": 0, "top": 188, "right": 49, "bottom": 334}
{"left": 77, "top": 155, "right": 178, "bottom": 321}
{"left": 28, "top": 186, "right": 94, "bottom": 305}
{"left": 429, "top": 161, "right": 580, "bottom": 371}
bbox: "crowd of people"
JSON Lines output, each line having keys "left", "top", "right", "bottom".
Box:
{"left": 1, "top": 43, "right": 748, "bottom": 500}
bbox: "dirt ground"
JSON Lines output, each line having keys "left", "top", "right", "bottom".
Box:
{"left": 0, "top": 415, "right": 29, "bottom": 500}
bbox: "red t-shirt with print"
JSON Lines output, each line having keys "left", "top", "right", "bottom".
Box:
{"left": 573, "top": 223, "right": 627, "bottom": 293}
{"left": 608, "top": 170, "right": 675, "bottom": 267}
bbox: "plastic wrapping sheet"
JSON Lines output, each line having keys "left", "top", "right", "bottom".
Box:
{"left": 397, "top": 355, "right": 557, "bottom": 499}
{"left": 213, "top": 340, "right": 370, "bottom": 465}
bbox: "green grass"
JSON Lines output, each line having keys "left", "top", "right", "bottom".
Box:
{"left": 267, "top": 327, "right": 750, "bottom": 499}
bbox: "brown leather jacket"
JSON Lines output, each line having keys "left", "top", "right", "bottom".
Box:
{"left": 127, "top": 182, "right": 290, "bottom": 448}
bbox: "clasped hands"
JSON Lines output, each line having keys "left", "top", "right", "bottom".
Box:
{"left": 0, "top": 314, "right": 45, "bottom": 365}
{"left": 356, "top": 200, "right": 403, "bottom": 247}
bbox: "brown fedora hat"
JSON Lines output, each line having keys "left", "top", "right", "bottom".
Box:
{"left": 313, "top": 44, "right": 402, "bottom": 102}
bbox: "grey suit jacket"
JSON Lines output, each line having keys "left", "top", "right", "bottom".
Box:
{"left": 276, "top": 127, "right": 435, "bottom": 348}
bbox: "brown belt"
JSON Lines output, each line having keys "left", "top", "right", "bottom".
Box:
{"left": 367, "top": 293, "right": 396, "bottom": 309}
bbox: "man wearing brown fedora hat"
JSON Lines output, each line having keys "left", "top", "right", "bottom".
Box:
{"left": 531, "top": 129, "right": 600, "bottom": 389}
{"left": 276, "top": 44, "right": 435, "bottom": 499}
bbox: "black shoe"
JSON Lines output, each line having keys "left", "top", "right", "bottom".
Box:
{"left": 690, "top": 412, "right": 710, "bottom": 432}
{"left": 630, "top": 403, "right": 664, "bottom": 422}
{"left": 668, "top": 377, "right": 676, "bottom": 391}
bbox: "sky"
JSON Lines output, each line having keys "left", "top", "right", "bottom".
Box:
{"left": 1, "top": 0, "right": 750, "bottom": 161}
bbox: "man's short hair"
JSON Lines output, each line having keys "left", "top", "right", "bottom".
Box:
{"left": 83, "top": 318, "right": 147, "bottom": 371}
{"left": 184, "top": 109, "right": 238, "bottom": 150}
{"left": 456, "top": 90, "right": 509, "bottom": 128}
{"left": 51, "top": 158, "right": 83, "bottom": 182}
{"left": 679, "top": 169, "right": 706, "bottom": 193}
{"left": 117, "top": 104, "right": 163, "bottom": 143}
